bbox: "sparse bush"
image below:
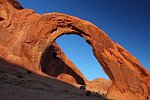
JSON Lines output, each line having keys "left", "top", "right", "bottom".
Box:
{"left": 14, "top": 72, "right": 24, "bottom": 78}
{"left": 64, "top": 89, "right": 68, "bottom": 92}
{"left": 85, "top": 91, "right": 91, "bottom": 96}
{"left": 92, "top": 92, "right": 100, "bottom": 97}
{"left": 27, "top": 71, "right": 32, "bottom": 74}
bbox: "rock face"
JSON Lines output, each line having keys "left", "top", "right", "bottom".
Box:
{"left": 41, "top": 42, "right": 87, "bottom": 85}
{"left": 90, "top": 78, "right": 112, "bottom": 95}
{"left": 0, "top": 0, "right": 150, "bottom": 99}
{"left": 0, "top": 0, "right": 88, "bottom": 86}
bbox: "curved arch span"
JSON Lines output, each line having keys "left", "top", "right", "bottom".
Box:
{"left": 0, "top": 2, "right": 150, "bottom": 99}
{"left": 36, "top": 13, "right": 150, "bottom": 99}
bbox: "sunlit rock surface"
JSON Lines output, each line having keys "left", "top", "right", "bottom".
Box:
{"left": 0, "top": 0, "right": 150, "bottom": 99}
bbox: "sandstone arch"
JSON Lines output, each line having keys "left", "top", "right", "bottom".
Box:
{"left": 40, "top": 42, "right": 87, "bottom": 85}
{"left": 0, "top": 0, "right": 150, "bottom": 99}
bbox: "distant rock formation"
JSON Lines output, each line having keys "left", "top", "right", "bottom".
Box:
{"left": 90, "top": 78, "right": 112, "bottom": 95}
{"left": 0, "top": 0, "right": 150, "bottom": 99}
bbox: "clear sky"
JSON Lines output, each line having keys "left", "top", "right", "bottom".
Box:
{"left": 18, "top": 0, "right": 150, "bottom": 80}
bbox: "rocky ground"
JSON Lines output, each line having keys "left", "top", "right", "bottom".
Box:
{"left": 89, "top": 78, "right": 112, "bottom": 95}
{"left": 0, "top": 59, "right": 108, "bottom": 100}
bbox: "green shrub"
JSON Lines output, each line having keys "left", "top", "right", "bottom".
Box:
{"left": 85, "top": 91, "right": 91, "bottom": 96}
{"left": 14, "top": 72, "right": 24, "bottom": 78}
{"left": 27, "top": 71, "right": 32, "bottom": 74}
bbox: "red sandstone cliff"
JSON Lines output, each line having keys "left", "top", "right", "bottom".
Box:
{"left": 0, "top": 0, "right": 150, "bottom": 100}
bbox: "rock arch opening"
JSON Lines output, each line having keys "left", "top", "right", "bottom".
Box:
{"left": 40, "top": 42, "right": 86, "bottom": 85}
{"left": 55, "top": 34, "right": 109, "bottom": 80}
{"left": 40, "top": 33, "right": 110, "bottom": 86}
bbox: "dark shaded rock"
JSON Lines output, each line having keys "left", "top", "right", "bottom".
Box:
{"left": 41, "top": 42, "right": 87, "bottom": 85}
{"left": 79, "top": 85, "right": 86, "bottom": 90}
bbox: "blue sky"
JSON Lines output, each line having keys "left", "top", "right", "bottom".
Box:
{"left": 18, "top": 0, "right": 150, "bottom": 80}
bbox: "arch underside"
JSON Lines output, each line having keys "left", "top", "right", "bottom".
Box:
{"left": 40, "top": 42, "right": 87, "bottom": 85}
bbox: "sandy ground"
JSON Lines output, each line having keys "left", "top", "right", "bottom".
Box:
{"left": 0, "top": 59, "right": 107, "bottom": 100}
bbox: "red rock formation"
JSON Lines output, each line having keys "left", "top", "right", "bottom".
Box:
{"left": 0, "top": 0, "right": 88, "bottom": 85}
{"left": 41, "top": 42, "right": 88, "bottom": 85}
{"left": 57, "top": 73, "right": 77, "bottom": 84}
{"left": 90, "top": 78, "right": 112, "bottom": 94}
{"left": 0, "top": 0, "right": 150, "bottom": 99}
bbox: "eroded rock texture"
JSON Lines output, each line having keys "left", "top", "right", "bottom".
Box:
{"left": 0, "top": 0, "right": 150, "bottom": 99}
{"left": 41, "top": 42, "right": 87, "bottom": 85}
